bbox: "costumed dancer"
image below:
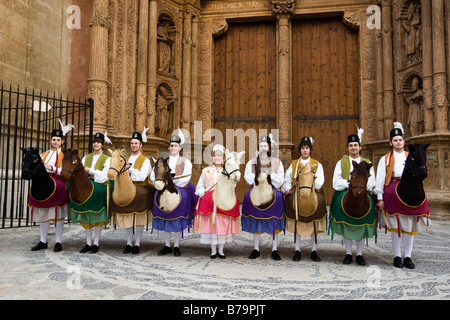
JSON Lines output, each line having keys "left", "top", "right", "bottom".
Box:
{"left": 193, "top": 144, "right": 240, "bottom": 259}
{"left": 150, "top": 129, "right": 196, "bottom": 256}
{"left": 374, "top": 122, "right": 431, "bottom": 269}
{"left": 282, "top": 136, "right": 327, "bottom": 262}
{"left": 241, "top": 135, "right": 285, "bottom": 260}
{"left": 70, "top": 132, "right": 112, "bottom": 254}
{"left": 29, "top": 120, "right": 73, "bottom": 252}
{"left": 110, "top": 129, "right": 153, "bottom": 254}
{"left": 329, "top": 126, "right": 377, "bottom": 265}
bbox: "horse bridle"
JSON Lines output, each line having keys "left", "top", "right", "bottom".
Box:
{"left": 108, "top": 155, "right": 129, "bottom": 176}
{"left": 296, "top": 169, "right": 316, "bottom": 191}
{"left": 61, "top": 160, "right": 84, "bottom": 177}
{"left": 221, "top": 157, "right": 240, "bottom": 178}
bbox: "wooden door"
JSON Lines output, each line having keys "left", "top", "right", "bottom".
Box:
{"left": 292, "top": 17, "right": 360, "bottom": 204}
{"left": 213, "top": 21, "right": 277, "bottom": 201}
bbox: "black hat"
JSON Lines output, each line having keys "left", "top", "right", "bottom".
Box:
{"left": 51, "top": 129, "right": 63, "bottom": 138}
{"left": 170, "top": 134, "right": 182, "bottom": 144}
{"left": 260, "top": 135, "right": 271, "bottom": 147}
{"left": 347, "top": 134, "right": 360, "bottom": 144}
{"left": 390, "top": 122, "right": 404, "bottom": 140}
{"left": 94, "top": 132, "right": 105, "bottom": 144}
{"left": 131, "top": 132, "right": 143, "bottom": 142}
{"left": 299, "top": 136, "right": 314, "bottom": 151}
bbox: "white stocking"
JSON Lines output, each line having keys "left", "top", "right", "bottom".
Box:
{"left": 40, "top": 221, "right": 50, "bottom": 243}
{"left": 126, "top": 228, "right": 133, "bottom": 246}
{"left": 218, "top": 244, "right": 225, "bottom": 255}
{"left": 403, "top": 234, "right": 414, "bottom": 258}
{"left": 164, "top": 231, "right": 171, "bottom": 247}
{"left": 272, "top": 234, "right": 278, "bottom": 251}
{"left": 174, "top": 232, "right": 181, "bottom": 248}
{"left": 210, "top": 244, "right": 217, "bottom": 255}
{"left": 310, "top": 235, "right": 317, "bottom": 252}
{"left": 54, "top": 220, "right": 64, "bottom": 244}
{"left": 134, "top": 226, "right": 144, "bottom": 246}
{"left": 391, "top": 232, "right": 402, "bottom": 257}
{"left": 344, "top": 238, "right": 353, "bottom": 255}
{"left": 356, "top": 239, "right": 364, "bottom": 256}
{"left": 93, "top": 226, "right": 102, "bottom": 246}
{"left": 85, "top": 229, "right": 93, "bottom": 246}
{"left": 295, "top": 236, "right": 301, "bottom": 252}
{"left": 253, "top": 234, "right": 260, "bottom": 251}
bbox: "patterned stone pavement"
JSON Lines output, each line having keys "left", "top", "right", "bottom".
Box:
{"left": 1, "top": 218, "right": 449, "bottom": 301}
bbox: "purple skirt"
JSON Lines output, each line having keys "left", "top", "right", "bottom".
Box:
{"left": 152, "top": 182, "right": 196, "bottom": 233}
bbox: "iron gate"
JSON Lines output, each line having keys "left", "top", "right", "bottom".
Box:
{"left": 0, "top": 83, "right": 94, "bottom": 228}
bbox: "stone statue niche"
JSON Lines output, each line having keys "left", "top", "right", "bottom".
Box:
{"left": 402, "top": 75, "right": 424, "bottom": 137}
{"left": 155, "top": 84, "right": 175, "bottom": 139}
{"left": 157, "top": 15, "right": 175, "bottom": 75}
{"left": 401, "top": 1, "right": 422, "bottom": 65}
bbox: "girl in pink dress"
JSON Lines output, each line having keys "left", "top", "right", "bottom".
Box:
{"left": 193, "top": 145, "right": 240, "bottom": 259}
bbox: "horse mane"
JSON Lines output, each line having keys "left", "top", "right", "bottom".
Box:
{"left": 154, "top": 157, "right": 178, "bottom": 194}
{"left": 254, "top": 152, "right": 271, "bottom": 186}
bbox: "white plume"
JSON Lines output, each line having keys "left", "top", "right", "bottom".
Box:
{"left": 104, "top": 131, "right": 112, "bottom": 144}
{"left": 269, "top": 133, "right": 277, "bottom": 148}
{"left": 141, "top": 126, "right": 149, "bottom": 143}
{"left": 177, "top": 127, "right": 185, "bottom": 146}
{"left": 58, "top": 118, "right": 74, "bottom": 136}
{"left": 356, "top": 124, "right": 364, "bottom": 144}
{"left": 309, "top": 137, "right": 315, "bottom": 145}
{"left": 393, "top": 122, "right": 404, "bottom": 134}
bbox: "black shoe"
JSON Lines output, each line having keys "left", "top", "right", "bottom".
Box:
{"left": 394, "top": 256, "right": 404, "bottom": 268}
{"left": 403, "top": 257, "right": 415, "bottom": 269}
{"left": 248, "top": 249, "right": 260, "bottom": 259}
{"left": 173, "top": 246, "right": 181, "bottom": 256}
{"left": 31, "top": 241, "right": 48, "bottom": 251}
{"left": 80, "top": 244, "right": 92, "bottom": 253}
{"left": 53, "top": 242, "right": 62, "bottom": 252}
{"left": 356, "top": 255, "right": 366, "bottom": 266}
{"left": 132, "top": 245, "right": 140, "bottom": 254}
{"left": 123, "top": 245, "right": 133, "bottom": 254}
{"left": 343, "top": 254, "right": 353, "bottom": 264}
{"left": 271, "top": 250, "right": 281, "bottom": 260}
{"left": 310, "top": 250, "right": 321, "bottom": 262}
{"left": 90, "top": 245, "right": 99, "bottom": 254}
{"left": 210, "top": 253, "right": 218, "bottom": 259}
{"left": 292, "top": 250, "right": 301, "bottom": 261}
{"left": 218, "top": 253, "right": 226, "bottom": 259}
{"left": 158, "top": 246, "right": 172, "bottom": 256}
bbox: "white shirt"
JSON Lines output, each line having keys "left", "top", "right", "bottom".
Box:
{"left": 195, "top": 165, "right": 221, "bottom": 198}
{"left": 281, "top": 157, "right": 325, "bottom": 193}
{"left": 42, "top": 148, "right": 62, "bottom": 176}
{"left": 128, "top": 153, "right": 151, "bottom": 182}
{"left": 332, "top": 156, "right": 376, "bottom": 192}
{"left": 150, "top": 154, "right": 192, "bottom": 188}
{"left": 243, "top": 157, "right": 285, "bottom": 189}
{"left": 374, "top": 150, "right": 407, "bottom": 200}
{"left": 81, "top": 153, "right": 110, "bottom": 184}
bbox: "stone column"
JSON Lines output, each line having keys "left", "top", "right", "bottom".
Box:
{"left": 432, "top": 0, "right": 449, "bottom": 132}
{"left": 421, "top": 0, "right": 434, "bottom": 133}
{"left": 277, "top": 14, "right": 292, "bottom": 145}
{"left": 135, "top": 0, "right": 149, "bottom": 132}
{"left": 375, "top": 29, "right": 384, "bottom": 139}
{"left": 87, "top": 0, "right": 110, "bottom": 133}
{"left": 191, "top": 13, "right": 199, "bottom": 134}
{"left": 181, "top": 10, "right": 192, "bottom": 131}
{"left": 381, "top": 0, "right": 394, "bottom": 137}
{"left": 146, "top": 0, "right": 158, "bottom": 135}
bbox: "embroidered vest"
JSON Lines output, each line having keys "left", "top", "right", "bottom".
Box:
{"left": 202, "top": 166, "right": 222, "bottom": 192}
{"left": 291, "top": 158, "right": 319, "bottom": 187}
{"left": 173, "top": 156, "right": 187, "bottom": 176}
{"left": 340, "top": 155, "right": 370, "bottom": 180}
{"left": 41, "top": 148, "right": 64, "bottom": 174}
{"left": 84, "top": 153, "right": 109, "bottom": 171}
{"left": 384, "top": 151, "right": 408, "bottom": 186}
{"left": 126, "top": 154, "right": 149, "bottom": 186}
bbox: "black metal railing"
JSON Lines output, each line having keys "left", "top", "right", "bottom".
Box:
{"left": 0, "top": 83, "right": 94, "bottom": 228}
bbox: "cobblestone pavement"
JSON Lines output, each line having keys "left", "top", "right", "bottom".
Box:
{"left": 1, "top": 219, "right": 449, "bottom": 301}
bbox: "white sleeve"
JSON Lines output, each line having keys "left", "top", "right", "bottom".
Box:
{"left": 129, "top": 158, "right": 151, "bottom": 182}
{"left": 92, "top": 157, "right": 110, "bottom": 184}
{"left": 315, "top": 163, "right": 325, "bottom": 190}
{"left": 195, "top": 173, "right": 205, "bottom": 198}
{"left": 270, "top": 160, "right": 285, "bottom": 189}
{"left": 332, "top": 160, "right": 348, "bottom": 191}
{"left": 243, "top": 160, "right": 255, "bottom": 186}
{"left": 374, "top": 156, "right": 386, "bottom": 200}
{"left": 367, "top": 164, "right": 376, "bottom": 192}
{"left": 281, "top": 164, "right": 293, "bottom": 193}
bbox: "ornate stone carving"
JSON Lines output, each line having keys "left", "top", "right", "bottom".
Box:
{"left": 212, "top": 19, "right": 228, "bottom": 38}
{"left": 400, "top": 2, "right": 422, "bottom": 65}
{"left": 271, "top": 0, "right": 295, "bottom": 14}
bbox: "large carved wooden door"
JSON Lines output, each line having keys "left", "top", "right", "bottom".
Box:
{"left": 292, "top": 17, "right": 360, "bottom": 204}
{"left": 213, "top": 21, "right": 277, "bottom": 201}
